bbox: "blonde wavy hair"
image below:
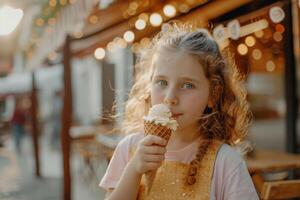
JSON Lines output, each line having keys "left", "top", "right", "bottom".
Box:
{"left": 122, "top": 22, "right": 252, "bottom": 184}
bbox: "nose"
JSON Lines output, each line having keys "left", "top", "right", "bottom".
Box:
{"left": 163, "top": 88, "right": 178, "bottom": 105}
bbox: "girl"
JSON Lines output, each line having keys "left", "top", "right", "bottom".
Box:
{"left": 99, "top": 23, "right": 259, "bottom": 200}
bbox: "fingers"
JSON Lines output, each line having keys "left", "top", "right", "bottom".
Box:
{"left": 143, "top": 145, "right": 166, "bottom": 155}
{"left": 143, "top": 154, "right": 165, "bottom": 162}
{"left": 145, "top": 162, "right": 162, "bottom": 170}
{"left": 142, "top": 135, "right": 167, "bottom": 146}
{"left": 131, "top": 135, "right": 167, "bottom": 173}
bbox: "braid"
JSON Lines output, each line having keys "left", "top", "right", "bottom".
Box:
{"left": 187, "top": 135, "right": 212, "bottom": 185}
{"left": 187, "top": 78, "right": 225, "bottom": 185}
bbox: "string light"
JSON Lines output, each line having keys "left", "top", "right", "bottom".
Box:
{"left": 94, "top": 48, "right": 106, "bottom": 60}
{"left": 135, "top": 19, "right": 146, "bottom": 30}
{"left": 163, "top": 4, "right": 176, "bottom": 17}
{"left": 35, "top": 18, "right": 44, "bottom": 26}
{"left": 107, "top": 42, "right": 117, "bottom": 52}
{"left": 269, "top": 6, "right": 285, "bottom": 23}
{"left": 116, "top": 38, "right": 127, "bottom": 48}
{"left": 266, "top": 60, "right": 276, "bottom": 72}
{"left": 129, "top": 2, "right": 138, "bottom": 10}
{"left": 275, "top": 24, "right": 285, "bottom": 33}
{"left": 89, "top": 15, "right": 98, "bottom": 24}
{"left": 49, "top": 0, "right": 57, "bottom": 7}
{"left": 150, "top": 13, "right": 162, "bottom": 27}
{"left": 139, "top": 13, "right": 148, "bottom": 22}
{"left": 245, "top": 36, "right": 256, "bottom": 47}
{"left": 273, "top": 32, "right": 283, "bottom": 42}
{"left": 123, "top": 30, "right": 135, "bottom": 42}
{"left": 252, "top": 49, "right": 262, "bottom": 60}
{"left": 254, "top": 30, "right": 264, "bottom": 38}
{"left": 59, "top": 0, "right": 67, "bottom": 6}
{"left": 237, "top": 44, "right": 248, "bottom": 55}
{"left": 127, "top": 8, "right": 136, "bottom": 16}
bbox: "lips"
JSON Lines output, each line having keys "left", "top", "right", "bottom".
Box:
{"left": 172, "top": 113, "right": 183, "bottom": 118}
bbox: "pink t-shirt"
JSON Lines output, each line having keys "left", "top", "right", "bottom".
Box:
{"left": 99, "top": 133, "right": 259, "bottom": 200}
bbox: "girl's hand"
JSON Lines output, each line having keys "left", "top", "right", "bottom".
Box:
{"left": 129, "top": 135, "right": 167, "bottom": 175}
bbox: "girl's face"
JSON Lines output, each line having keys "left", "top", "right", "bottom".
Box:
{"left": 151, "top": 50, "right": 210, "bottom": 133}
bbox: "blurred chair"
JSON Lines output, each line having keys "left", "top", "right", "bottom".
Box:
{"left": 260, "top": 179, "right": 300, "bottom": 200}
{"left": 252, "top": 173, "right": 300, "bottom": 200}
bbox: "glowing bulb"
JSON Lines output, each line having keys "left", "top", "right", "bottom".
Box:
{"left": 36, "top": 18, "right": 44, "bottom": 26}
{"left": 129, "top": 2, "right": 138, "bottom": 10}
{"left": 116, "top": 38, "right": 127, "bottom": 48}
{"left": 135, "top": 19, "right": 146, "bottom": 30}
{"left": 0, "top": 6, "right": 23, "bottom": 36}
{"left": 49, "top": 0, "right": 57, "bottom": 7}
{"left": 273, "top": 32, "right": 283, "bottom": 42}
{"left": 254, "top": 30, "right": 264, "bottom": 38}
{"left": 94, "top": 48, "right": 105, "bottom": 60}
{"left": 245, "top": 36, "right": 256, "bottom": 47}
{"left": 89, "top": 15, "right": 98, "bottom": 24}
{"left": 59, "top": 0, "right": 67, "bottom": 6}
{"left": 237, "top": 44, "right": 248, "bottom": 55}
{"left": 123, "top": 30, "right": 135, "bottom": 43}
{"left": 107, "top": 42, "right": 117, "bottom": 52}
{"left": 139, "top": 13, "right": 148, "bottom": 22}
{"left": 163, "top": 4, "right": 176, "bottom": 17}
{"left": 252, "top": 49, "right": 262, "bottom": 60}
{"left": 150, "top": 13, "right": 162, "bottom": 27}
{"left": 275, "top": 24, "right": 285, "bottom": 33}
{"left": 266, "top": 60, "right": 275, "bottom": 72}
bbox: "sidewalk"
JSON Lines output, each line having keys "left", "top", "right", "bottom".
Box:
{"left": 0, "top": 133, "right": 107, "bottom": 200}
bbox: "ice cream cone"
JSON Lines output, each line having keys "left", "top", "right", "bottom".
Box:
{"left": 143, "top": 104, "right": 178, "bottom": 195}
{"left": 144, "top": 120, "right": 172, "bottom": 194}
{"left": 144, "top": 120, "right": 172, "bottom": 141}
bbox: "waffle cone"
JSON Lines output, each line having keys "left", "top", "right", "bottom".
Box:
{"left": 144, "top": 120, "right": 172, "bottom": 140}
{"left": 143, "top": 120, "right": 172, "bottom": 194}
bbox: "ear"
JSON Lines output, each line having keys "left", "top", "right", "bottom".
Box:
{"left": 207, "top": 97, "right": 213, "bottom": 108}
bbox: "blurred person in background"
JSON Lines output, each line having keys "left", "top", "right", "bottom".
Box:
{"left": 10, "top": 96, "right": 28, "bottom": 153}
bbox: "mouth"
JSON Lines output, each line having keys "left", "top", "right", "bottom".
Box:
{"left": 172, "top": 113, "right": 183, "bottom": 118}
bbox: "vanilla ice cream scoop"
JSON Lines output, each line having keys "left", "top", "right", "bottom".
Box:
{"left": 143, "top": 104, "right": 178, "bottom": 131}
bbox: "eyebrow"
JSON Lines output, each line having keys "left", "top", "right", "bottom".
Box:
{"left": 153, "top": 75, "right": 201, "bottom": 84}
{"left": 181, "top": 77, "right": 201, "bottom": 84}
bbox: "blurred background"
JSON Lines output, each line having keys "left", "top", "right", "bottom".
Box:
{"left": 0, "top": 0, "right": 299, "bottom": 200}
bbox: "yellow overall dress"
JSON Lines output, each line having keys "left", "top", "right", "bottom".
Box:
{"left": 136, "top": 140, "right": 223, "bottom": 200}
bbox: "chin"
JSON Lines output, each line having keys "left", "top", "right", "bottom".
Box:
{"left": 176, "top": 121, "right": 199, "bottom": 132}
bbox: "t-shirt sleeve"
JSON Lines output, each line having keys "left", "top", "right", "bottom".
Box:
{"left": 222, "top": 162, "right": 259, "bottom": 200}
{"left": 99, "top": 135, "right": 131, "bottom": 190}
{"left": 212, "top": 144, "right": 259, "bottom": 200}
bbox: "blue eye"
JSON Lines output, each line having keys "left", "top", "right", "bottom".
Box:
{"left": 156, "top": 80, "right": 168, "bottom": 86}
{"left": 182, "top": 82, "right": 195, "bottom": 89}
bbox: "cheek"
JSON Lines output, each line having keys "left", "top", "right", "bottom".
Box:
{"left": 184, "top": 92, "right": 209, "bottom": 113}
{"left": 150, "top": 88, "right": 164, "bottom": 105}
